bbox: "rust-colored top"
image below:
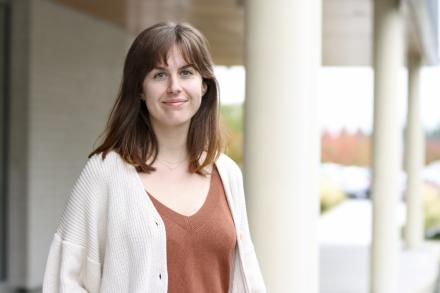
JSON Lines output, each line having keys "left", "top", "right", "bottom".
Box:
{"left": 147, "top": 166, "right": 237, "bottom": 293}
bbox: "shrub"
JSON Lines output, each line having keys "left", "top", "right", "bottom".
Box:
{"left": 320, "top": 178, "right": 346, "bottom": 213}
{"left": 422, "top": 183, "right": 440, "bottom": 230}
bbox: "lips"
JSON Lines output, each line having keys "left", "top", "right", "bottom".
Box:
{"left": 163, "top": 99, "right": 186, "bottom": 103}
{"left": 162, "top": 99, "right": 187, "bottom": 106}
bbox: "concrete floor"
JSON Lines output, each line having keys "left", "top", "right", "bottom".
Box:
{"left": 320, "top": 199, "right": 440, "bottom": 293}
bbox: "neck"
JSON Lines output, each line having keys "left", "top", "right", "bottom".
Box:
{"left": 151, "top": 121, "right": 190, "bottom": 162}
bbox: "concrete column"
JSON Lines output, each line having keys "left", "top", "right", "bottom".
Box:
{"left": 404, "top": 53, "right": 425, "bottom": 248}
{"left": 370, "top": 0, "right": 404, "bottom": 292}
{"left": 244, "top": 0, "right": 321, "bottom": 292}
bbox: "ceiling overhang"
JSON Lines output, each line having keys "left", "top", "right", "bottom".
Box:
{"left": 51, "top": 0, "right": 439, "bottom": 66}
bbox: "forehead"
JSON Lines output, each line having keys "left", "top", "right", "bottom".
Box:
{"left": 154, "top": 44, "right": 194, "bottom": 67}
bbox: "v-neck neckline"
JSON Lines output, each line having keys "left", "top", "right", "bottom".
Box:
{"left": 145, "top": 166, "right": 216, "bottom": 220}
{"left": 129, "top": 152, "right": 241, "bottom": 237}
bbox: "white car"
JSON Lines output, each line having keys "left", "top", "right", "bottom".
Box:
{"left": 320, "top": 164, "right": 371, "bottom": 199}
{"left": 423, "top": 160, "right": 440, "bottom": 187}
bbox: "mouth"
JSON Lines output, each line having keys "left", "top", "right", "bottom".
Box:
{"left": 162, "top": 99, "right": 187, "bottom": 107}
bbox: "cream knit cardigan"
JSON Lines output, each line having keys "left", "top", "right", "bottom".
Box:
{"left": 42, "top": 151, "right": 266, "bottom": 292}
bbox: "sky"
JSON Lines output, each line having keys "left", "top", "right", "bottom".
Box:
{"left": 214, "top": 66, "right": 440, "bottom": 134}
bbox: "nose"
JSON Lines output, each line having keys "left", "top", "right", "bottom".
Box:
{"left": 167, "top": 74, "right": 182, "bottom": 94}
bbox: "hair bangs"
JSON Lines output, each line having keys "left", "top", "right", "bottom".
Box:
{"left": 177, "top": 40, "right": 200, "bottom": 70}
{"left": 149, "top": 31, "right": 176, "bottom": 69}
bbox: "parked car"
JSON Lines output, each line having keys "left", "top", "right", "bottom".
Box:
{"left": 320, "top": 163, "right": 371, "bottom": 199}
{"left": 423, "top": 160, "right": 440, "bottom": 188}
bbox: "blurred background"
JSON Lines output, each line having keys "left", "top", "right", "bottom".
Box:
{"left": 1, "top": 0, "right": 440, "bottom": 292}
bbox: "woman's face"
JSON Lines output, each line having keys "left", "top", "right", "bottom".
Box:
{"left": 142, "top": 45, "right": 207, "bottom": 130}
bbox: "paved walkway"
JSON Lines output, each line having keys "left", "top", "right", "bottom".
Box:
{"left": 319, "top": 199, "right": 440, "bottom": 293}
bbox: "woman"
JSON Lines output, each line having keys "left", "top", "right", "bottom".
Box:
{"left": 43, "top": 22, "right": 266, "bottom": 293}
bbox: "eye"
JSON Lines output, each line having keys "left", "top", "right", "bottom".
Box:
{"left": 153, "top": 71, "right": 167, "bottom": 80}
{"left": 180, "top": 69, "right": 194, "bottom": 77}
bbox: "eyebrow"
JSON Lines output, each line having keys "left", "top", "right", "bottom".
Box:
{"left": 153, "top": 64, "right": 195, "bottom": 71}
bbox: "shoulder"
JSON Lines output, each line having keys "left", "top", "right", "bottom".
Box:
{"left": 61, "top": 151, "right": 128, "bottom": 217}
{"left": 71, "top": 151, "right": 126, "bottom": 193}
{"left": 84, "top": 150, "right": 127, "bottom": 177}
{"left": 215, "top": 153, "right": 243, "bottom": 179}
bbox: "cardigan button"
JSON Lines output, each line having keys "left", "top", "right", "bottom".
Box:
{"left": 155, "top": 221, "right": 159, "bottom": 226}
{"left": 159, "top": 273, "right": 162, "bottom": 279}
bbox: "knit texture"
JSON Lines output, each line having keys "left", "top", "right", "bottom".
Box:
{"left": 42, "top": 151, "right": 266, "bottom": 293}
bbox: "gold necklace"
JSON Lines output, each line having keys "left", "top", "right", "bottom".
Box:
{"left": 156, "top": 157, "right": 188, "bottom": 171}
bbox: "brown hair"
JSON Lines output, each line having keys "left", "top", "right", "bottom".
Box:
{"left": 89, "top": 22, "right": 224, "bottom": 174}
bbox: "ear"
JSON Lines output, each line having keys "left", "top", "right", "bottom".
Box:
{"left": 202, "top": 82, "right": 208, "bottom": 95}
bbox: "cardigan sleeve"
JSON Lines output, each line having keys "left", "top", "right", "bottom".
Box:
{"left": 43, "top": 154, "right": 108, "bottom": 293}
{"left": 233, "top": 162, "right": 267, "bottom": 293}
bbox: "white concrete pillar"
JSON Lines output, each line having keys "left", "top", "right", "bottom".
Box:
{"left": 244, "top": 0, "right": 321, "bottom": 292}
{"left": 370, "top": 0, "right": 404, "bottom": 292}
{"left": 404, "top": 53, "right": 425, "bottom": 248}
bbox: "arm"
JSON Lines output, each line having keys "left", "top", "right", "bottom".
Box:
{"left": 234, "top": 163, "right": 267, "bottom": 293}
{"left": 42, "top": 155, "right": 107, "bottom": 293}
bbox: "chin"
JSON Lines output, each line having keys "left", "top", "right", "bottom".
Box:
{"left": 162, "top": 118, "right": 192, "bottom": 128}
{"left": 151, "top": 112, "right": 196, "bottom": 129}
